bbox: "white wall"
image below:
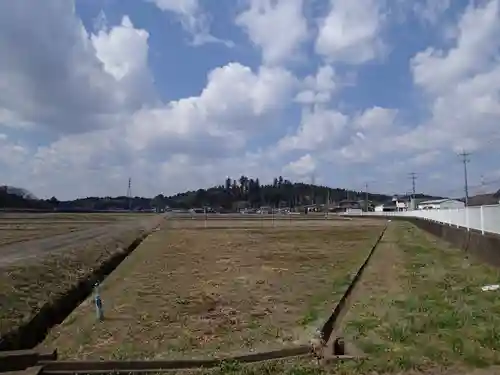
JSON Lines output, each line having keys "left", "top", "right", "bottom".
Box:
{"left": 346, "top": 204, "right": 500, "bottom": 235}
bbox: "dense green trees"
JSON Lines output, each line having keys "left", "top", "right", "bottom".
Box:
{"left": 161, "top": 175, "right": 391, "bottom": 210}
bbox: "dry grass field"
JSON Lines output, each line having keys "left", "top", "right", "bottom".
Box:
{"left": 150, "top": 222, "right": 500, "bottom": 375}
{"left": 0, "top": 212, "right": 156, "bottom": 246}
{"left": 41, "top": 219, "right": 385, "bottom": 360}
{"left": 329, "top": 221, "right": 500, "bottom": 375}
{"left": 0, "top": 212, "right": 164, "bottom": 341}
{"left": 166, "top": 217, "right": 363, "bottom": 230}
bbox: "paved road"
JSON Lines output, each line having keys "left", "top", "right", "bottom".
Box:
{"left": 0, "top": 216, "right": 162, "bottom": 267}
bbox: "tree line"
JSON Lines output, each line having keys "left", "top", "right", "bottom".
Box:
{"left": 153, "top": 176, "right": 392, "bottom": 211}
{"left": 1, "top": 176, "right": 396, "bottom": 211}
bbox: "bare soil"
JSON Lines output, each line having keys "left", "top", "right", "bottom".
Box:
{"left": 0, "top": 214, "right": 159, "bottom": 266}
{"left": 41, "top": 220, "right": 385, "bottom": 360}
{"left": 166, "top": 216, "right": 383, "bottom": 230}
{"left": 0, "top": 213, "right": 164, "bottom": 339}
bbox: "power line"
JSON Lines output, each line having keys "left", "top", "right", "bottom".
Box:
{"left": 458, "top": 151, "right": 471, "bottom": 206}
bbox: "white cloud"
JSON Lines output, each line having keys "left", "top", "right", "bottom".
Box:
{"left": 0, "top": 135, "right": 28, "bottom": 168}
{"left": 283, "top": 154, "right": 316, "bottom": 176}
{"left": 125, "top": 63, "right": 296, "bottom": 154}
{"left": 404, "top": 0, "right": 500, "bottom": 152}
{"left": 412, "top": 0, "right": 451, "bottom": 25}
{"left": 277, "top": 105, "right": 399, "bottom": 164}
{"left": 0, "top": 2, "right": 153, "bottom": 134}
{"left": 2, "top": 0, "right": 500, "bottom": 200}
{"left": 91, "top": 16, "right": 150, "bottom": 82}
{"left": 149, "top": 0, "right": 199, "bottom": 15}
{"left": 278, "top": 107, "right": 348, "bottom": 152}
{"left": 295, "top": 65, "right": 337, "bottom": 105}
{"left": 411, "top": 0, "right": 500, "bottom": 94}
{"left": 10, "top": 57, "right": 295, "bottom": 198}
{"left": 315, "top": 0, "right": 386, "bottom": 64}
{"left": 326, "top": 107, "right": 400, "bottom": 164}
{"left": 147, "top": 0, "right": 234, "bottom": 47}
{"left": 235, "top": 0, "right": 308, "bottom": 66}
{"left": 408, "top": 150, "right": 441, "bottom": 166}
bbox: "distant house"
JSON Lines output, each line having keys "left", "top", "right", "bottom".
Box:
{"left": 408, "top": 198, "right": 429, "bottom": 210}
{"left": 375, "top": 195, "right": 410, "bottom": 212}
{"left": 333, "top": 200, "right": 362, "bottom": 213}
{"left": 417, "top": 199, "right": 465, "bottom": 210}
{"left": 374, "top": 201, "right": 397, "bottom": 212}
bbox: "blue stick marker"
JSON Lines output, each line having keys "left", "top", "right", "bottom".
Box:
{"left": 94, "top": 282, "right": 104, "bottom": 321}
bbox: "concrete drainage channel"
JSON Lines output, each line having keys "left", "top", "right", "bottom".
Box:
{"left": 0, "top": 218, "right": 166, "bottom": 354}
{"left": 1, "top": 223, "right": 388, "bottom": 374}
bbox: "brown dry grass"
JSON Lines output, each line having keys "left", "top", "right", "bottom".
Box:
{"left": 0, "top": 214, "right": 165, "bottom": 340}
{"left": 41, "top": 220, "right": 385, "bottom": 360}
{"left": 166, "top": 217, "right": 383, "bottom": 230}
{"left": 0, "top": 213, "right": 157, "bottom": 246}
{"left": 0, "top": 227, "right": 82, "bottom": 246}
{"left": 0, "top": 212, "right": 154, "bottom": 222}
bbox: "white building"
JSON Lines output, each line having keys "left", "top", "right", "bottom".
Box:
{"left": 417, "top": 199, "right": 465, "bottom": 210}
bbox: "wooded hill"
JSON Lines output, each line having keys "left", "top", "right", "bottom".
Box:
{"left": 1, "top": 176, "right": 455, "bottom": 211}
{"left": 160, "top": 176, "right": 392, "bottom": 211}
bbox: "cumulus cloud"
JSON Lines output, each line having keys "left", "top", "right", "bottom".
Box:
{"left": 278, "top": 107, "right": 348, "bottom": 152}
{"left": 315, "top": 0, "right": 386, "bottom": 64}
{"left": 283, "top": 154, "right": 316, "bottom": 176}
{"left": 2, "top": 0, "right": 500, "bottom": 199}
{"left": 411, "top": 0, "right": 500, "bottom": 94}
{"left": 0, "top": 134, "right": 28, "bottom": 168}
{"left": 235, "top": 0, "right": 309, "bottom": 66}
{"left": 0, "top": 0, "right": 298, "bottom": 198}
{"left": 295, "top": 65, "right": 337, "bottom": 105}
{"left": 0, "top": 2, "right": 153, "bottom": 134}
{"left": 125, "top": 63, "right": 296, "bottom": 156}
{"left": 147, "top": 0, "right": 234, "bottom": 47}
{"left": 404, "top": 0, "right": 500, "bottom": 152}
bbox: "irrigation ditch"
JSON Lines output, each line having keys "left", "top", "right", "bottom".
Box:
{"left": 1, "top": 222, "right": 389, "bottom": 374}
{"left": 0, "top": 217, "right": 167, "bottom": 354}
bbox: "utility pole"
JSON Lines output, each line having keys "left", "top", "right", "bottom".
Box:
{"left": 127, "top": 177, "right": 132, "bottom": 211}
{"left": 310, "top": 173, "right": 316, "bottom": 206}
{"left": 459, "top": 151, "right": 471, "bottom": 207}
{"left": 365, "top": 183, "right": 369, "bottom": 212}
{"left": 409, "top": 172, "right": 417, "bottom": 198}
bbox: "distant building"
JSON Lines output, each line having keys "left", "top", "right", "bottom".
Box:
{"left": 333, "top": 200, "right": 362, "bottom": 213}
{"left": 374, "top": 201, "right": 397, "bottom": 212}
{"left": 417, "top": 199, "right": 465, "bottom": 210}
{"left": 375, "top": 196, "right": 410, "bottom": 212}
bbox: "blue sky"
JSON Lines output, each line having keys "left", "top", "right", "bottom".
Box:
{"left": 1, "top": 0, "right": 500, "bottom": 200}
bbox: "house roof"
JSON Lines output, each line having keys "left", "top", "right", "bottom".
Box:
{"left": 419, "top": 198, "right": 458, "bottom": 205}
{"left": 378, "top": 201, "right": 396, "bottom": 207}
